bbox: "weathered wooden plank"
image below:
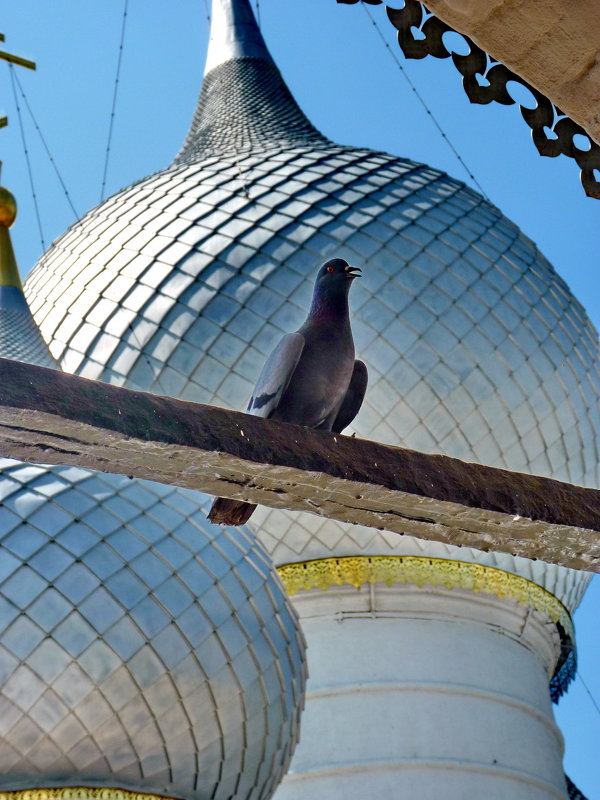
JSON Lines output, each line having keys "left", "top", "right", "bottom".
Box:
{"left": 0, "top": 357, "right": 598, "bottom": 571}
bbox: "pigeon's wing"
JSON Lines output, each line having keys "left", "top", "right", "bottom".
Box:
{"left": 331, "top": 360, "right": 368, "bottom": 433}
{"left": 247, "top": 332, "right": 305, "bottom": 419}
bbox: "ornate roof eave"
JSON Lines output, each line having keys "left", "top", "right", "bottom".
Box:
{"left": 402, "top": 0, "right": 600, "bottom": 147}
{"left": 338, "top": 0, "right": 600, "bottom": 198}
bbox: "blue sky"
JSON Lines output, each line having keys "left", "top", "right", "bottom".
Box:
{"left": 2, "top": 1, "right": 599, "bottom": 794}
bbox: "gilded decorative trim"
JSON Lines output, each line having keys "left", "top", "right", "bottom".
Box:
{"left": 277, "top": 555, "right": 576, "bottom": 699}
{"left": 276, "top": 555, "right": 573, "bottom": 639}
{"left": 0, "top": 790, "right": 176, "bottom": 800}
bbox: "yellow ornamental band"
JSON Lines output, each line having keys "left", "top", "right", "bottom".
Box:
{"left": 0, "top": 790, "right": 176, "bottom": 800}
{"left": 276, "top": 555, "right": 573, "bottom": 639}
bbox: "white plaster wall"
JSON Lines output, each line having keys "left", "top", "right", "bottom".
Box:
{"left": 275, "top": 582, "right": 568, "bottom": 800}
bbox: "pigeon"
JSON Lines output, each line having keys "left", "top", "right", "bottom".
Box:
{"left": 208, "top": 257, "right": 368, "bottom": 526}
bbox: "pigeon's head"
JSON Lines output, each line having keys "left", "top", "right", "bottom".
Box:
{"left": 309, "top": 259, "right": 362, "bottom": 317}
{"left": 315, "top": 258, "right": 362, "bottom": 294}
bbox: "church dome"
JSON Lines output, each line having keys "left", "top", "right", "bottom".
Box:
{"left": 24, "top": 0, "right": 598, "bottom": 614}
{"left": 0, "top": 466, "right": 305, "bottom": 799}
{"left": 0, "top": 190, "right": 306, "bottom": 799}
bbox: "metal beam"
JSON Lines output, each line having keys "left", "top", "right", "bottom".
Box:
{"left": 0, "top": 357, "right": 598, "bottom": 571}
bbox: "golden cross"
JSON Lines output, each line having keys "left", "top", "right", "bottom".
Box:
{"left": 0, "top": 32, "right": 36, "bottom": 128}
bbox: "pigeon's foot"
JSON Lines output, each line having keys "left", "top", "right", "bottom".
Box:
{"left": 208, "top": 497, "right": 258, "bottom": 526}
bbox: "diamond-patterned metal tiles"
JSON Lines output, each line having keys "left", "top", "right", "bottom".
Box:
{"left": 24, "top": 141, "right": 598, "bottom": 610}
{"left": 0, "top": 210, "right": 307, "bottom": 798}
{"left": 24, "top": 0, "right": 599, "bottom": 617}
{"left": 0, "top": 461, "right": 306, "bottom": 798}
{"left": 0, "top": 309, "right": 57, "bottom": 368}
{"left": 26, "top": 146, "right": 600, "bottom": 493}
{"left": 0, "top": 296, "right": 58, "bottom": 370}
{"left": 174, "top": 60, "right": 330, "bottom": 164}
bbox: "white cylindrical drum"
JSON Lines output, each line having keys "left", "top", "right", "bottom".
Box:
{"left": 275, "top": 559, "right": 569, "bottom": 800}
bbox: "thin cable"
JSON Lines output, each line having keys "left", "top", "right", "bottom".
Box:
{"left": 362, "top": 4, "right": 489, "bottom": 200}
{"left": 12, "top": 69, "right": 79, "bottom": 219}
{"left": 579, "top": 673, "right": 600, "bottom": 720}
{"left": 203, "top": 0, "right": 211, "bottom": 24}
{"left": 8, "top": 64, "right": 46, "bottom": 250}
{"left": 100, "top": 0, "right": 129, "bottom": 202}
{"left": 255, "top": 0, "right": 261, "bottom": 27}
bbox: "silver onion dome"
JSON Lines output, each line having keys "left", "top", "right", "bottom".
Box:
{"left": 0, "top": 188, "right": 306, "bottom": 799}
{"left": 0, "top": 468, "right": 306, "bottom": 798}
{"left": 24, "top": 0, "right": 598, "bottom": 616}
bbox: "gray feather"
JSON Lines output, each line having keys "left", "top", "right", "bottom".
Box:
{"left": 331, "top": 360, "right": 368, "bottom": 433}
{"left": 247, "top": 332, "right": 305, "bottom": 418}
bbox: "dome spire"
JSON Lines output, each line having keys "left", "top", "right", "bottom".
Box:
{"left": 0, "top": 184, "right": 58, "bottom": 367}
{"left": 173, "top": 0, "right": 330, "bottom": 164}
{"left": 203, "top": 0, "right": 273, "bottom": 76}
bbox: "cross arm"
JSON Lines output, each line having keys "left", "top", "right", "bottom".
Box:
{"left": 0, "top": 356, "right": 598, "bottom": 571}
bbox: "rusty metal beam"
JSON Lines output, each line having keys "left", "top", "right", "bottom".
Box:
{"left": 0, "top": 357, "right": 598, "bottom": 571}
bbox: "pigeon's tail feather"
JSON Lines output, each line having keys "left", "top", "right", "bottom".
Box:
{"left": 208, "top": 497, "right": 257, "bottom": 526}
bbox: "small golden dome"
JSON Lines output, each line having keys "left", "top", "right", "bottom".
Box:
{"left": 0, "top": 186, "right": 17, "bottom": 227}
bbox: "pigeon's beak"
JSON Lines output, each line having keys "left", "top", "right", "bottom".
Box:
{"left": 344, "top": 265, "right": 362, "bottom": 279}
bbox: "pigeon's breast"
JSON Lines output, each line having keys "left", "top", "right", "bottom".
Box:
{"left": 276, "top": 332, "right": 354, "bottom": 427}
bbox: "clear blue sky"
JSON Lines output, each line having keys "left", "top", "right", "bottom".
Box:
{"left": 2, "top": 2, "right": 599, "bottom": 794}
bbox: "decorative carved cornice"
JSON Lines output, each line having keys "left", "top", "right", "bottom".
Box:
{"left": 0, "top": 791, "right": 174, "bottom": 800}
{"left": 277, "top": 555, "right": 571, "bottom": 631}
{"left": 277, "top": 554, "right": 576, "bottom": 700}
{"left": 338, "top": 0, "right": 600, "bottom": 198}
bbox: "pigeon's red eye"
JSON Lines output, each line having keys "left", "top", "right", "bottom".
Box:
{"left": 326, "top": 266, "right": 335, "bottom": 273}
